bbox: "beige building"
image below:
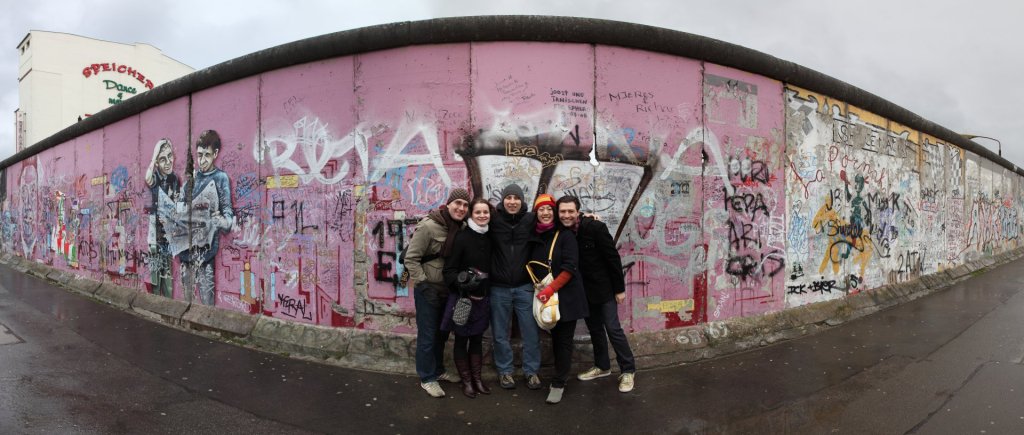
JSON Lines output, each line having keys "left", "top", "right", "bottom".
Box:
{"left": 15, "top": 31, "right": 194, "bottom": 151}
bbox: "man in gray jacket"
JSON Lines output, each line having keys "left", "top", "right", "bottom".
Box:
{"left": 407, "top": 188, "right": 470, "bottom": 397}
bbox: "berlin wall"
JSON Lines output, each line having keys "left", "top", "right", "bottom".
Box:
{"left": 1, "top": 17, "right": 1019, "bottom": 355}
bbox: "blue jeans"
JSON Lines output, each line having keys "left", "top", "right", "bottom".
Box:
{"left": 489, "top": 283, "right": 541, "bottom": 376}
{"left": 584, "top": 300, "right": 636, "bottom": 373}
{"left": 415, "top": 284, "right": 451, "bottom": 382}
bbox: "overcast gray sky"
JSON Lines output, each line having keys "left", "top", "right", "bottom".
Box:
{"left": 3, "top": 0, "right": 1020, "bottom": 165}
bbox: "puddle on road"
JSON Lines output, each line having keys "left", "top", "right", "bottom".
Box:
{"left": 0, "top": 322, "right": 25, "bottom": 345}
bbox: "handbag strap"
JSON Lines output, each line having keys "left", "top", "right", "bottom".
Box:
{"left": 547, "top": 230, "right": 559, "bottom": 264}
{"left": 525, "top": 230, "right": 561, "bottom": 284}
{"left": 525, "top": 260, "right": 549, "bottom": 284}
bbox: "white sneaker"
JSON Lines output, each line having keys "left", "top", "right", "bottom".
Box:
{"left": 546, "top": 386, "right": 564, "bottom": 404}
{"left": 577, "top": 366, "right": 612, "bottom": 381}
{"left": 618, "top": 373, "right": 635, "bottom": 393}
{"left": 421, "top": 381, "right": 446, "bottom": 398}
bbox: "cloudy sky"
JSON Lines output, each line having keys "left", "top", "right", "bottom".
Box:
{"left": 2, "top": 0, "right": 1020, "bottom": 164}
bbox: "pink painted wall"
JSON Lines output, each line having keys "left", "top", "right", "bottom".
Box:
{"left": 594, "top": 46, "right": 704, "bottom": 331}
{"left": 258, "top": 56, "right": 358, "bottom": 326}
{"left": 2, "top": 41, "right": 1021, "bottom": 338}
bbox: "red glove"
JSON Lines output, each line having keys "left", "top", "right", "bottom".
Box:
{"left": 536, "top": 271, "right": 573, "bottom": 303}
{"left": 537, "top": 286, "right": 555, "bottom": 303}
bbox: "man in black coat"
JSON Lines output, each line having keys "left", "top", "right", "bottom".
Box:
{"left": 488, "top": 184, "right": 543, "bottom": 390}
{"left": 557, "top": 195, "right": 636, "bottom": 393}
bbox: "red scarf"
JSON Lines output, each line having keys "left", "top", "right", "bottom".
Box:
{"left": 535, "top": 220, "right": 555, "bottom": 234}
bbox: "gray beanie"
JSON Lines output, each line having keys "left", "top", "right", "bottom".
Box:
{"left": 500, "top": 184, "right": 525, "bottom": 201}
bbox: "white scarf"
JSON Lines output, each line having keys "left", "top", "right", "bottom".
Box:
{"left": 468, "top": 219, "right": 489, "bottom": 234}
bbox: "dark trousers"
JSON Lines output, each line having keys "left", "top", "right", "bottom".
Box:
{"left": 414, "top": 284, "right": 451, "bottom": 382}
{"left": 550, "top": 320, "right": 578, "bottom": 388}
{"left": 453, "top": 334, "right": 483, "bottom": 360}
{"left": 584, "top": 300, "right": 636, "bottom": 373}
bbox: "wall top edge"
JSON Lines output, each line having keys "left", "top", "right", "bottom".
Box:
{"left": 5, "top": 15, "right": 1015, "bottom": 176}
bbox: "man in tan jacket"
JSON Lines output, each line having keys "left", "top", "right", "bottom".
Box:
{"left": 407, "top": 188, "right": 470, "bottom": 397}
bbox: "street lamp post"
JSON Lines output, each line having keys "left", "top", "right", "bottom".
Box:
{"left": 961, "top": 134, "right": 1002, "bottom": 157}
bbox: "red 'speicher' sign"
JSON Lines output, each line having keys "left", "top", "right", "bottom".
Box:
{"left": 81, "top": 63, "right": 155, "bottom": 90}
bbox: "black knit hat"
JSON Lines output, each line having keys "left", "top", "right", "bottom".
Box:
{"left": 446, "top": 188, "right": 471, "bottom": 205}
{"left": 500, "top": 184, "right": 525, "bottom": 201}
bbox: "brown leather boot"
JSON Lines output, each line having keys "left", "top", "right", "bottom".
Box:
{"left": 454, "top": 357, "right": 476, "bottom": 398}
{"left": 469, "top": 353, "right": 491, "bottom": 395}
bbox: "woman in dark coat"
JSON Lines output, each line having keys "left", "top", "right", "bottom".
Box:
{"left": 441, "top": 198, "right": 494, "bottom": 398}
{"left": 527, "top": 193, "right": 588, "bottom": 404}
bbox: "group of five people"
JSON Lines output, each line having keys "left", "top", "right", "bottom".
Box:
{"left": 405, "top": 185, "right": 636, "bottom": 404}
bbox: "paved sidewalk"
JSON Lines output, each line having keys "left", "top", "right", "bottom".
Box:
{"left": 3, "top": 261, "right": 1024, "bottom": 433}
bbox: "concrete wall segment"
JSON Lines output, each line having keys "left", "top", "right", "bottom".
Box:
{"left": 5, "top": 16, "right": 1016, "bottom": 177}
{"left": 2, "top": 16, "right": 1023, "bottom": 373}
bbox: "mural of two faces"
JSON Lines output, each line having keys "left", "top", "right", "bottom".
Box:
{"left": 2, "top": 42, "right": 1019, "bottom": 335}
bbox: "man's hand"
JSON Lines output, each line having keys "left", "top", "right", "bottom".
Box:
{"left": 615, "top": 292, "right": 626, "bottom": 304}
{"left": 537, "top": 286, "right": 555, "bottom": 303}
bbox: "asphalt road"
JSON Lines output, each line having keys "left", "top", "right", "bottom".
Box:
{"left": 2, "top": 260, "right": 1024, "bottom": 434}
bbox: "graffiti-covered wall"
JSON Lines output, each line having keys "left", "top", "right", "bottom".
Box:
{"left": 2, "top": 22, "right": 1020, "bottom": 338}
{"left": 784, "top": 86, "right": 1020, "bottom": 305}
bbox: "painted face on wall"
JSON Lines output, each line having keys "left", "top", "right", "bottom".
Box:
{"left": 447, "top": 199, "right": 469, "bottom": 222}
{"left": 471, "top": 202, "right": 491, "bottom": 227}
{"left": 196, "top": 146, "right": 218, "bottom": 173}
{"left": 558, "top": 201, "right": 579, "bottom": 228}
{"left": 156, "top": 144, "right": 174, "bottom": 175}
{"left": 503, "top": 194, "right": 522, "bottom": 214}
{"left": 536, "top": 204, "right": 554, "bottom": 224}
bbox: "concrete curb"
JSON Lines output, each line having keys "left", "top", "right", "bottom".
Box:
{"left": 181, "top": 303, "right": 259, "bottom": 338}
{"left": 25, "top": 262, "right": 50, "bottom": 279}
{"left": 947, "top": 264, "right": 972, "bottom": 279}
{"left": 131, "top": 292, "right": 191, "bottom": 325}
{"left": 920, "top": 273, "right": 946, "bottom": 290}
{"left": 94, "top": 282, "right": 139, "bottom": 309}
{"left": 7, "top": 246, "right": 1024, "bottom": 377}
{"left": 334, "top": 329, "right": 417, "bottom": 374}
{"left": 67, "top": 275, "right": 102, "bottom": 295}
{"left": 45, "top": 269, "right": 73, "bottom": 286}
{"left": 249, "top": 316, "right": 354, "bottom": 360}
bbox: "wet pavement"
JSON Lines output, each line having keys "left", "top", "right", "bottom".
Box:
{"left": 3, "top": 261, "right": 1024, "bottom": 434}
